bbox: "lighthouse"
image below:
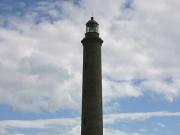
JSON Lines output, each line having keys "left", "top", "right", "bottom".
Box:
{"left": 81, "top": 17, "right": 103, "bottom": 135}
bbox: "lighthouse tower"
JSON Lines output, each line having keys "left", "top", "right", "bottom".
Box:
{"left": 81, "top": 17, "right": 103, "bottom": 135}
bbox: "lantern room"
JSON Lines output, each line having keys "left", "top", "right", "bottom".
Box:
{"left": 86, "top": 17, "right": 99, "bottom": 33}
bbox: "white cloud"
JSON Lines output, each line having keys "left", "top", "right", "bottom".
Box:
{"left": 104, "top": 128, "right": 136, "bottom": 135}
{"left": 139, "top": 75, "right": 180, "bottom": 102}
{"left": 0, "top": 118, "right": 79, "bottom": 129}
{"left": 0, "top": 0, "right": 180, "bottom": 112}
{"left": 1, "top": 111, "right": 178, "bottom": 135}
{"left": 0, "top": 111, "right": 179, "bottom": 129}
{"left": 156, "top": 123, "right": 166, "bottom": 128}
{"left": 0, "top": 18, "right": 82, "bottom": 112}
{"left": 104, "top": 111, "right": 180, "bottom": 124}
{"left": 103, "top": 78, "right": 142, "bottom": 102}
{"left": 138, "top": 128, "right": 147, "bottom": 133}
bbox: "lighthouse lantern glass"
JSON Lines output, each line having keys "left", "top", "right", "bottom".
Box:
{"left": 86, "top": 25, "right": 99, "bottom": 33}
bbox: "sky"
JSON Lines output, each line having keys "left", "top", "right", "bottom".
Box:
{"left": 0, "top": 0, "right": 180, "bottom": 134}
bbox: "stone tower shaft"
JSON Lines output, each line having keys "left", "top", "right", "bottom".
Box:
{"left": 81, "top": 17, "right": 103, "bottom": 135}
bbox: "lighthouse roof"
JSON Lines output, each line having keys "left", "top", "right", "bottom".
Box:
{"left": 86, "top": 17, "right": 99, "bottom": 27}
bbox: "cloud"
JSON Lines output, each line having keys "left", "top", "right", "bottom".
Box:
{"left": 104, "top": 111, "right": 180, "bottom": 124}
{"left": 104, "top": 128, "right": 142, "bottom": 135}
{"left": 0, "top": 18, "right": 82, "bottom": 112}
{"left": 103, "top": 78, "right": 142, "bottom": 102}
{"left": 0, "top": 111, "right": 179, "bottom": 135}
{"left": 0, "top": 0, "right": 180, "bottom": 113}
{"left": 0, "top": 111, "right": 179, "bottom": 128}
{"left": 156, "top": 123, "right": 166, "bottom": 128}
{"left": 138, "top": 128, "right": 147, "bottom": 133}
{"left": 0, "top": 118, "right": 79, "bottom": 129}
